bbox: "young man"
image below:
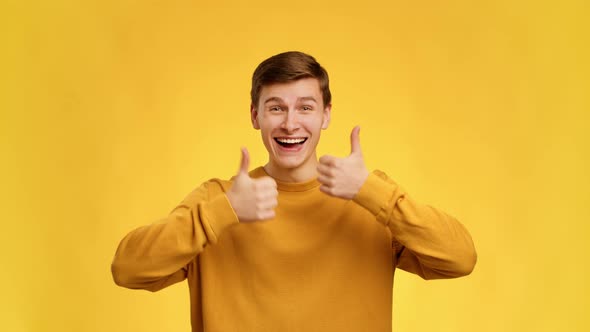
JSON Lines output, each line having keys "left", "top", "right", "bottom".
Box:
{"left": 111, "top": 51, "right": 477, "bottom": 332}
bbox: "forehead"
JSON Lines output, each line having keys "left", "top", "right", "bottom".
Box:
{"left": 259, "top": 78, "right": 322, "bottom": 104}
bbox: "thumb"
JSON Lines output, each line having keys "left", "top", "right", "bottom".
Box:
{"left": 238, "top": 147, "right": 250, "bottom": 174}
{"left": 350, "top": 126, "right": 362, "bottom": 155}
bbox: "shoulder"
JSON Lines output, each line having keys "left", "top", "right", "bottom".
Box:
{"left": 247, "top": 166, "right": 268, "bottom": 179}
{"left": 182, "top": 166, "right": 265, "bottom": 202}
{"left": 203, "top": 178, "right": 232, "bottom": 195}
{"left": 178, "top": 177, "right": 232, "bottom": 206}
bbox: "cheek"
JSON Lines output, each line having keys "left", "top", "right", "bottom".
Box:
{"left": 262, "top": 117, "right": 283, "bottom": 131}
{"left": 301, "top": 117, "right": 324, "bottom": 132}
{"left": 259, "top": 124, "right": 276, "bottom": 140}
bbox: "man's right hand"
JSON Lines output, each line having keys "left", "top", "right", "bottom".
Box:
{"left": 226, "top": 148, "right": 278, "bottom": 222}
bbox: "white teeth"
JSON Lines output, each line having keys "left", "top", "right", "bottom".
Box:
{"left": 276, "top": 138, "right": 306, "bottom": 144}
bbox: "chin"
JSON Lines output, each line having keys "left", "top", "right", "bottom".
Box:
{"left": 272, "top": 155, "right": 308, "bottom": 170}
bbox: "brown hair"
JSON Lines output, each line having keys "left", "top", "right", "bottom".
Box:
{"left": 250, "top": 51, "right": 331, "bottom": 108}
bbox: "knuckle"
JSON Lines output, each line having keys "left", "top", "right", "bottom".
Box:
{"left": 320, "top": 156, "right": 334, "bottom": 165}
{"left": 261, "top": 181, "right": 274, "bottom": 190}
{"left": 261, "top": 176, "right": 275, "bottom": 186}
{"left": 251, "top": 181, "right": 260, "bottom": 191}
{"left": 254, "top": 181, "right": 264, "bottom": 190}
{"left": 268, "top": 191, "right": 276, "bottom": 199}
{"left": 258, "top": 210, "right": 275, "bottom": 220}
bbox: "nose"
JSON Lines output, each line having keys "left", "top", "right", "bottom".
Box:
{"left": 280, "top": 110, "right": 300, "bottom": 133}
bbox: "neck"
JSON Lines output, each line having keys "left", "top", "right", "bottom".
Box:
{"left": 264, "top": 155, "right": 318, "bottom": 183}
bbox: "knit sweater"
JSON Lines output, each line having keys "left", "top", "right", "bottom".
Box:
{"left": 111, "top": 167, "right": 477, "bottom": 332}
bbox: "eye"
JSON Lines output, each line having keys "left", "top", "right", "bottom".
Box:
{"left": 302, "top": 105, "right": 313, "bottom": 111}
{"left": 269, "top": 106, "right": 282, "bottom": 112}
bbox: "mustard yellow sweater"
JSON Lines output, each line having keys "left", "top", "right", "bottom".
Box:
{"left": 111, "top": 167, "right": 476, "bottom": 332}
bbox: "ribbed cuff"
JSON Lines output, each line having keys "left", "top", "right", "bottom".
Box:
{"left": 353, "top": 170, "right": 399, "bottom": 225}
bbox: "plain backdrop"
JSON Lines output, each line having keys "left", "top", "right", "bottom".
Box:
{"left": 2, "top": 0, "right": 589, "bottom": 331}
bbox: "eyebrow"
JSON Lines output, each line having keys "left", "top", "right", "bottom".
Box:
{"left": 299, "top": 96, "right": 317, "bottom": 103}
{"left": 263, "top": 97, "right": 284, "bottom": 105}
{"left": 263, "top": 96, "right": 318, "bottom": 104}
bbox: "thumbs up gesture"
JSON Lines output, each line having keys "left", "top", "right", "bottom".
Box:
{"left": 226, "top": 148, "right": 278, "bottom": 222}
{"left": 317, "top": 126, "right": 369, "bottom": 200}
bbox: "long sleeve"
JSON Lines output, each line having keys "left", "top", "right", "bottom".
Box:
{"left": 111, "top": 179, "right": 239, "bottom": 291}
{"left": 353, "top": 170, "right": 477, "bottom": 280}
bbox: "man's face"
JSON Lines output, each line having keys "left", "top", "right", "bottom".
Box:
{"left": 251, "top": 77, "right": 331, "bottom": 173}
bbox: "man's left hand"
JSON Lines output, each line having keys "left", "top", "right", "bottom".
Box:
{"left": 317, "top": 126, "right": 370, "bottom": 200}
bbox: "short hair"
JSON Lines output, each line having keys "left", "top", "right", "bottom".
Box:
{"left": 250, "top": 51, "right": 331, "bottom": 108}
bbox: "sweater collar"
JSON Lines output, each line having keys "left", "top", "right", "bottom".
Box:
{"left": 250, "top": 167, "right": 321, "bottom": 192}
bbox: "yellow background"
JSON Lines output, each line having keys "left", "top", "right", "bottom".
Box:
{"left": 2, "top": 0, "right": 589, "bottom": 331}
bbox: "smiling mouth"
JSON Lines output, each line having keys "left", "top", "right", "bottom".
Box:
{"left": 274, "top": 137, "right": 308, "bottom": 148}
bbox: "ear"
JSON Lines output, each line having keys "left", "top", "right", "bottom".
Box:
{"left": 321, "top": 103, "right": 332, "bottom": 130}
{"left": 251, "top": 104, "right": 260, "bottom": 129}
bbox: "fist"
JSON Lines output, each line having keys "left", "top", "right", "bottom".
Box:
{"left": 226, "top": 148, "right": 278, "bottom": 222}
{"left": 317, "top": 126, "right": 369, "bottom": 199}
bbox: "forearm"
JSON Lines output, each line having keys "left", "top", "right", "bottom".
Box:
{"left": 111, "top": 182, "right": 239, "bottom": 290}
{"left": 391, "top": 200, "right": 477, "bottom": 278}
{"left": 354, "top": 170, "right": 477, "bottom": 279}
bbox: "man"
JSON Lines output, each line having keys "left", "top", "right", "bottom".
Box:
{"left": 111, "top": 51, "right": 477, "bottom": 331}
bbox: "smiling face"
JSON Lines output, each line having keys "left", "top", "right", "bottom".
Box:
{"left": 251, "top": 77, "right": 331, "bottom": 182}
